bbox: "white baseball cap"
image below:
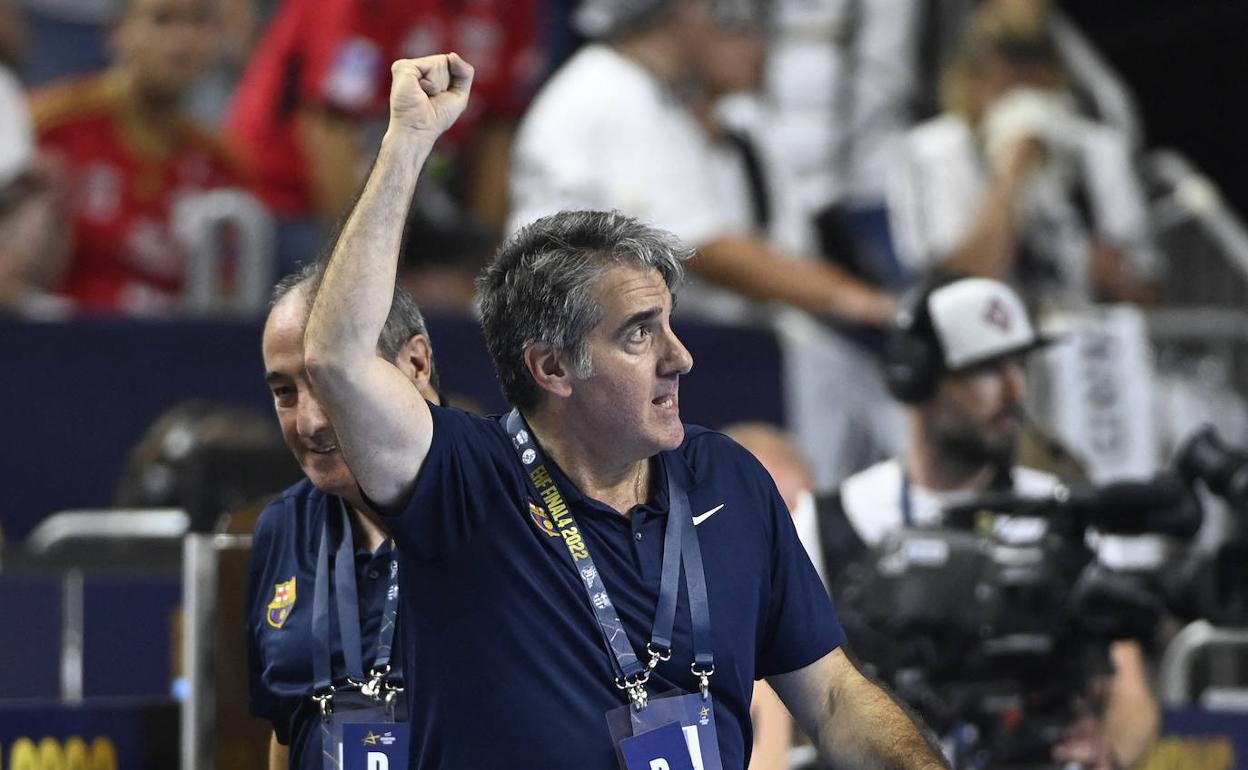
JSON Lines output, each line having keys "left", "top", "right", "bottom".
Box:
{"left": 926, "top": 277, "right": 1045, "bottom": 371}
{"left": 0, "top": 67, "right": 34, "bottom": 189}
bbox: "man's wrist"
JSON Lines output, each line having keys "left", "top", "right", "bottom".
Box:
{"left": 380, "top": 126, "right": 438, "bottom": 163}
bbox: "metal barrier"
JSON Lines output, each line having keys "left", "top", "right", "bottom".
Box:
{"left": 1160, "top": 619, "right": 1248, "bottom": 708}
{"left": 181, "top": 532, "right": 267, "bottom": 770}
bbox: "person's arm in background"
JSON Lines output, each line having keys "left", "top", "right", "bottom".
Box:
{"left": 0, "top": 169, "right": 69, "bottom": 307}
{"left": 1105, "top": 640, "right": 1161, "bottom": 767}
{"left": 748, "top": 680, "right": 794, "bottom": 770}
{"left": 304, "top": 54, "right": 473, "bottom": 510}
{"left": 268, "top": 731, "right": 288, "bottom": 770}
{"left": 295, "top": 106, "right": 365, "bottom": 225}
{"left": 769, "top": 648, "right": 948, "bottom": 770}
{"left": 1052, "top": 640, "right": 1160, "bottom": 770}
{"left": 695, "top": 234, "right": 896, "bottom": 325}
{"left": 941, "top": 137, "right": 1044, "bottom": 279}
{"left": 462, "top": 117, "right": 514, "bottom": 236}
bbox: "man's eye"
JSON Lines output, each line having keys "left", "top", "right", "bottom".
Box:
{"left": 272, "top": 387, "right": 296, "bottom": 404}
{"left": 629, "top": 326, "right": 651, "bottom": 343}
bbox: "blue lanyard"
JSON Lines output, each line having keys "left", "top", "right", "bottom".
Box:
{"left": 311, "top": 498, "right": 401, "bottom": 714}
{"left": 505, "top": 410, "right": 714, "bottom": 709}
{"left": 900, "top": 471, "right": 914, "bottom": 527}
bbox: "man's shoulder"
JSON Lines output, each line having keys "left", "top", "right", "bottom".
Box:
{"left": 1012, "top": 465, "right": 1061, "bottom": 496}
{"left": 678, "top": 424, "right": 759, "bottom": 470}
{"left": 904, "top": 112, "right": 975, "bottom": 159}
{"left": 838, "top": 459, "right": 904, "bottom": 544}
{"left": 526, "top": 44, "right": 664, "bottom": 121}
{"left": 253, "top": 477, "right": 324, "bottom": 539}
{"left": 29, "top": 74, "right": 116, "bottom": 136}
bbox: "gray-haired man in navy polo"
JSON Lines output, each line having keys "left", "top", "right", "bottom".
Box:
{"left": 303, "top": 52, "right": 949, "bottom": 770}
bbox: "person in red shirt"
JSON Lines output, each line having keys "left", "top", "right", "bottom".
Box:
{"left": 30, "top": 0, "right": 254, "bottom": 315}
{"left": 226, "top": 0, "right": 546, "bottom": 275}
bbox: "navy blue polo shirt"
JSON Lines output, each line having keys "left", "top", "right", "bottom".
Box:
{"left": 389, "top": 405, "right": 844, "bottom": 770}
{"left": 246, "top": 478, "right": 400, "bottom": 770}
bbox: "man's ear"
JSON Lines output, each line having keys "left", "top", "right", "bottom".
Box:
{"left": 394, "top": 334, "right": 437, "bottom": 401}
{"left": 523, "top": 342, "right": 574, "bottom": 401}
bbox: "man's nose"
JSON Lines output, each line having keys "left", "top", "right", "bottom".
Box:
{"left": 295, "top": 392, "right": 332, "bottom": 437}
{"left": 663, "top": 327, "right": 694, "bottom": 376}
{"left": 1002, "top": 360, "right": 1027, "bottom": 403}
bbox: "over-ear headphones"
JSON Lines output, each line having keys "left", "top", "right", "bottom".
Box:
{"left": 881, "top": 275, "right": 952, "bottom": 404}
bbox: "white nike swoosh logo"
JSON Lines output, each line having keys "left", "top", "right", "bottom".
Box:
{"left": 693, "top": 504, "right": 725, "bottom": 526}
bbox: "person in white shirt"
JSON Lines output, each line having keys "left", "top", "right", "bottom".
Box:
{"left": 885, "top": 4, "right": 1160, "bottom": 310}
{"left": 509, "top": 0, "right": 907, "bottom": 489}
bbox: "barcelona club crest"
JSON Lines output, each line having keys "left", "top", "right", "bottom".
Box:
{"left": 529, "top": 501, "right": 559, "bottom": 538}
{"left": 267, "top": 576, "right": 296, "bottom": 629}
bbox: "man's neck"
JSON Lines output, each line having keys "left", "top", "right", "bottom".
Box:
{"left": 341, "top": 490, "right": 389, "bottom": 553}
{"left": 612, "top": 30, "right": 687, "bottom": 91}
{"left": 906, "top": 442, "right": 996, "bottom": 494}
{"left": 525, "top": 410, "right": 650, "bottom": 517}
{"left": 111, "top": 69, "right": 184, "bottom": 148}
{"left": 346, "top": 504, "right": 389, "bottom": 551}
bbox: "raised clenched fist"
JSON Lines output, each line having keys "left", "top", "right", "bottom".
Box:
{"left": 388, "top": 53, "right": 474, "bottom": 141}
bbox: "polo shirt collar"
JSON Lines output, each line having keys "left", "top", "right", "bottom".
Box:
{"left": 543, "top": 449, "right": 695, "bottom": 520}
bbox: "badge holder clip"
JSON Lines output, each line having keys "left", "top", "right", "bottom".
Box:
{"left": 692, "top": 663, "right": 714, "bottom": 700}
{"left": 616, "top": 670, "right": 651, "bottom": 711}
{"left": 313, "top": 687, "right": 335, "bottom": 718}
{"left": 361, "top": 665, "right": 390, "bottom": 700}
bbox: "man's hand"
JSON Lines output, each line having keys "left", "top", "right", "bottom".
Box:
{"left": 389, "top": 53, "right": 474, "bottom": 141}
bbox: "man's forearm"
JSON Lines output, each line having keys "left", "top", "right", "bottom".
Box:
{"left": 941, "top": 174, "right": 1022, "bottom": 280}
{"left": 820, "top": 675, "right": 947, "bottom": 770}
{"left": 695, "top": 234, "right": 895, "bottom": 324}
{"left": 305, "top": 131, "right": 433, "bottom": 370}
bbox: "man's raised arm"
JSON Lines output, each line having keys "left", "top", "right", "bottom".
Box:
{"left": 304, "top": 53, "right": 474, "bottom": 511}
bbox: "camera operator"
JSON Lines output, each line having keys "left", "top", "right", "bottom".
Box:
{"left": 813, "top": 275, "right": 1159, "bottom": 769}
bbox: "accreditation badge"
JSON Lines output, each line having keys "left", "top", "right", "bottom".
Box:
{"left": 607, "top": 692, "right": 723, "bottom": 770}
{"left": 320, "top": 690, "right": 409, "bottom": 770}
{"left": 341, "top": 723, "right": 410, "bottom": 770}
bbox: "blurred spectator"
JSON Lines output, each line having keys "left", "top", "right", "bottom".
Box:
{"left": 29, "top": 0, "right": 260, "bottom": 315}
{"left": 759, "top": 0, "right": 1145, "bottom": 298}
{"left": 510, "top": 0, "right": 891, "bottom": 326}
{"left": 0, "top": 61, "right": 69, "bottom": 314}
{"left": 226, "top": 0, "right": 547, "bottom": 275}
{"left": 985, "top": 0, "right": 1143, "bottom": 150}
{"left": 509, "top": 0, "right": 904, "bottom": 489}
{"left": 885, "top": 3, "right": 1160, "bottom": 309}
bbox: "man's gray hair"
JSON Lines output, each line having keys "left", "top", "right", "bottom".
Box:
{"left": 476, "top": 210, "right": 692, "bottom": 412}
{"left": 270, "top": 262, "right": 436, "bottom": 377}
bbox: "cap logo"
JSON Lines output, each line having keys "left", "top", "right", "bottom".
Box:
{"left": 983, "top": 297, "right": 1013, "bottom": 332}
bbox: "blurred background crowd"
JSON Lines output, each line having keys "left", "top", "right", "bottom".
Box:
{"left": 4, "top": 0, "right": 1248, "bottom": 767}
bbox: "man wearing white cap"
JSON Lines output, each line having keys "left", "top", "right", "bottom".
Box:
{"left": 810, "top": 274, "right": 1160, "bottom": 770}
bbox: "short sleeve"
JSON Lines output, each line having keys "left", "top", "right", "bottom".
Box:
{"left": 1078, "top": 124, "right": 1163, "bottom": 280}
{"left": 390, "top": 406, "right": 525, "bottom": 558}
{"left": 754, "top": 467, "right": 846, "bottom": 678}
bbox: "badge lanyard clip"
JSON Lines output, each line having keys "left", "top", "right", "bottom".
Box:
{"left": 311, "top": 501, "right": 402, "bottom": 718}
